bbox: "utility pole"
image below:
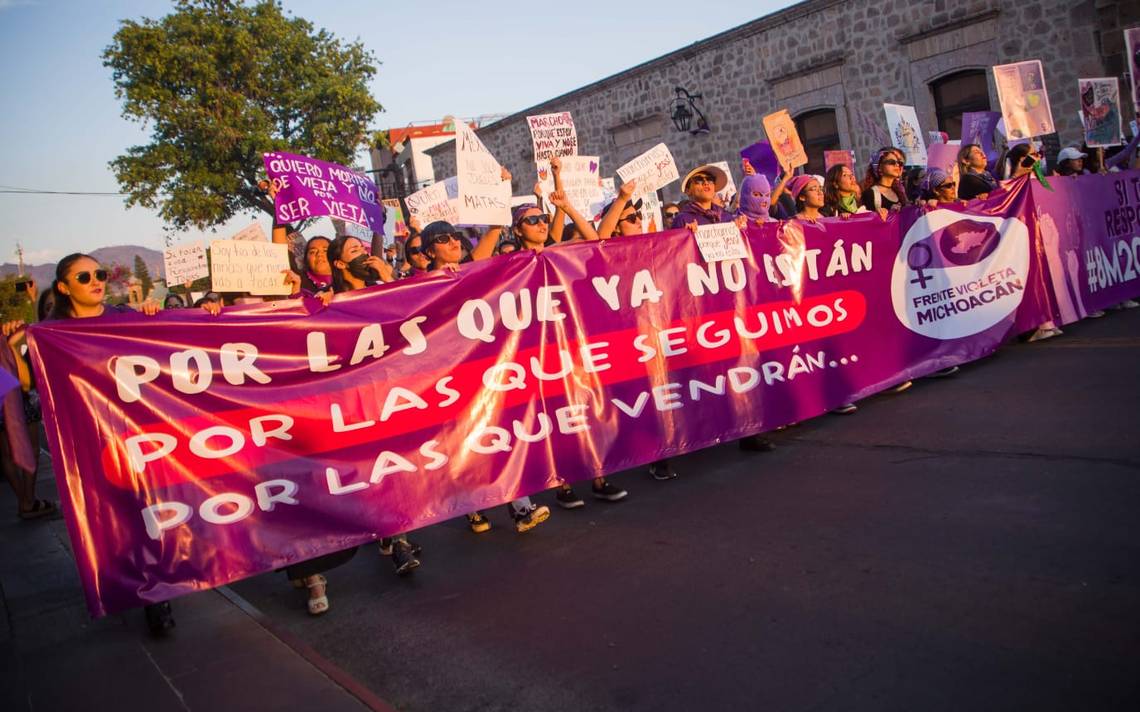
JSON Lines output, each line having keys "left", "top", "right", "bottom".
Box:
{"left": 16, "top": 242, "right": 25, "bottom": 276}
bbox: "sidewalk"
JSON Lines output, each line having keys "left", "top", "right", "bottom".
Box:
{"left": 0, "top": 452, "right": 390, "bottom": 712}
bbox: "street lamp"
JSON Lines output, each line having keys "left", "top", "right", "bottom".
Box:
{"left": 670, "top": 87, "right": 710, "bottom": 135}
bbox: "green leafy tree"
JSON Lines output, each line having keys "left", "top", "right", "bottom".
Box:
{"left": 104, "top": 0, "right": 381, "bottom": 230}
{"left": 0, "top": 275, "right": 37, "bottom": 324}
{"left": 132, "top": 254, "right": 154, "bottom": 297}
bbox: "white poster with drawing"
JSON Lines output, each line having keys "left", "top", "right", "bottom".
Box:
{"left": 883, "top": 103, "right": 928, "bottom": 166}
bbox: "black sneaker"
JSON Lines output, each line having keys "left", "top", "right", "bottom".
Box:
{"left": 467, "top": 512, "right": 491, "bottom": 533}
{"left": 391, "top": 540, "right": 421, "bottom": 576}
{"left": 648, "top": 459, "right": 677, "bottom": 481}
{"left": 592, "top": 480, "right": 628, "bottom": 501}
{"left": 144, "top": 601, "right": 175, "bottom": 636}
{"left": 738, "top": 434, "right": 776, "bottom": 452}
{"left": 513, "top": 504, "right": 551, "bottom": 533}
{"left": 555, "top": 486, "right": 585, "bottom": 509}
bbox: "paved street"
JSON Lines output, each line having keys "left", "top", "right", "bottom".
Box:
{"left": 4, "top": 309, "right": 1140, "bottom": 711}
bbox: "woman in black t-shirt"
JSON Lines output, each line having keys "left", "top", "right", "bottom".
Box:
{"left": 860, "top": 147, "right": 908, "bottom": 216}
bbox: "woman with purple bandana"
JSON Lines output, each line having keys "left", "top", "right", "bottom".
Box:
{"left": 788, "top": 175, "right": 826, "bottom": 222}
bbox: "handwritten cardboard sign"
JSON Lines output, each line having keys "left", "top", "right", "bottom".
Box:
{"left": 405, "top": 179, "right": 460, "bottom": 226}
{"left": 527, "top": 112, "right": 578, "bottom": 162}
{"left": 537, "top": 156, "right": 602, "bottom": 220}
{"left": 694, "top": 222, "right": 748, "bottom": 263}
{"left": 824, "top": 150, "right": 855, "bottom": 173}
{"left": 263, "top": 152, "right": 382, "bottom": 232}
{"left": 229, "top": 221, "right": 268, "bottom": 242}
{"left": 761, "top": 110, "right": 807, "bottom": 169}
{"left": 883, "top": 103, "right": 928, "bottom": 166}
{"left": 163, "top": 242, "right": 208, "bottom": 285}
{"left": 993, "top": 60, "right": 1055, "bottom": 140}
{"left": 209, "top": 240, "right": 291, "bottom": 296}
{"left": 1079, "top": 77, "right": 1125, "bottom": 147}
{"left": 381, "top": 198, "right": 409, "bottom": 238}
{"left": 616, "top": 143, "right": 679, "bottom": 197}
{"left": 709, "top": 161, "right": 738, "bottom": 203}
{"left": 455, "top": 121, "right": 511, "bottom": 226}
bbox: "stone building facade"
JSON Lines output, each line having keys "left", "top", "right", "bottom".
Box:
{"left": 423, "top": 0, "right": 1137, "bottom": 204}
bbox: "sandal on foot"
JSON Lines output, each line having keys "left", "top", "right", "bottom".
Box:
{"left": 305, "top": 575, "right": 329, "bottom": 616}
{"left": 19, "top": 499, "right": 58, "bottom": 520}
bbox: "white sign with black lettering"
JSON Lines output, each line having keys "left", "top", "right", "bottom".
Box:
{"left": 694, "top": 222, "right": 748, "bottom": 263}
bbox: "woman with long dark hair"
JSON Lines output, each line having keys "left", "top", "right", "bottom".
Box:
{"left": 860, "top": 147, "right": 908, "bottom": 217}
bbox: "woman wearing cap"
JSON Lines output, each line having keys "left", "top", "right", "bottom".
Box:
{"left": 956, "top": 144, "right": 997, "bottom": 201}
{"left": 670, "top": 164, "right": 743, "bottom": 230}
{"left": 788, "top": 175, "right": 826, "bottom": 222}
{"left": 1053, "top": 147, "right": 1088, "bottom": 177}
{"left": 860, "top": 147, "right": 908, "bottom": 217}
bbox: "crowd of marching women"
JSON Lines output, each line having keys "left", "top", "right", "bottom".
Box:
{"left": 3, "top": 134, "right": 1140, "bottom": 632}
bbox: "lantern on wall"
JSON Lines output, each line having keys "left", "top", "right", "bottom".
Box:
{"left": 670, "top": 87, "right": 710, "bottom": 135}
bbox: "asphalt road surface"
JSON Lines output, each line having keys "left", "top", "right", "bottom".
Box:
{"left": 231, "top": 309, "right": 1140, "bottom": 712}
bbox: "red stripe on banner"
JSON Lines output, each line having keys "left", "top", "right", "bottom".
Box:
{"left": 100, "top": 290, "right": 865, "bottom": 489}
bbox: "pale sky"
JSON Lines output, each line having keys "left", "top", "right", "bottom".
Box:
{"left": 0, "top": 0, "right": 791, "bottom": 266}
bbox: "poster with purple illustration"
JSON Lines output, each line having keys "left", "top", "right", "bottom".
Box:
{"left": 1078, "top": 77, "right": 1124, "bottom": 147}
{"left": 883, "top": 103, "right": 927, "bottom": 166}
{"left": 960, "top": 111, "right": 1002, "bottom": 164}
{"left": 26, "top": 172, "right": 1140, "bottom": 616}
{"left": 1125, "top": 27, "right": 1140, "bottom": 114}
{"left": 993, "top": 60, "right": 1055, "bottom": 139}
{"left": 263, "top": 152, "right": 383, "bottom": 232}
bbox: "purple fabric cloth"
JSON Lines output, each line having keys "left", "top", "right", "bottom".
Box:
{"left": 670, "top": 201, "right": 734, "bottom": 228}
{"left": 0, "top": 345, "right": 35, "bottom": 473}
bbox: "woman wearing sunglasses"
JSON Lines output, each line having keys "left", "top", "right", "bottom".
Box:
{"left": 41, "top": 253, "right": 222, "bottom": 634}
{"left": 596, "top": 179, "right": 645, "bottom": 239}
{"left": 860, "top": 147, "right": 908, "bottom": 218}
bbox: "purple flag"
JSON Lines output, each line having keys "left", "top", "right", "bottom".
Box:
{"left": 25, "top": 172, "right": 1140, "bottom": 617}
{"left": 264, "top": 152, "right": 383, "bottom": 234}
{"left": 739, "top": 141, "right": 781, "bottom": 183}
{"left": 0, "top": 365, "right": 18, "bottom": 398}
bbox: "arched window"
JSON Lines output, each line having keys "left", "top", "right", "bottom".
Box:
{"left": 794, "top": 109, "right": 840, "bottom": 175}
{"left": 931, "top": 70, "right": 991, "bottom": 139}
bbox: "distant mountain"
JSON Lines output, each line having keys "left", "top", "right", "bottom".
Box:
{"left": 1, "top": 245, "right": 165, "bottom": 288}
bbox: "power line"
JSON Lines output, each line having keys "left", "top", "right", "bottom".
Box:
{"left": 0, "top": 184, "right": 126, "bottom": 196}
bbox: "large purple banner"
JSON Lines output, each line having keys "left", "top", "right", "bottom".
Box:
{"left": 27, "top": 173, "right": 1140, "bottom": 616}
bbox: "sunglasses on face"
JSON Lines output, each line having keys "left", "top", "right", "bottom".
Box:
{"left": 519, "top": 214, "right": 551, "bottom": 226}
{"left": 664, "top": 210, "right": 679, "bottom": 219}
{"left": 426, "top": 233, "right": 461, "bottom": 246}
{"left": 619, "top": 212, "right": 643, "bottom": 225}
{"left": 935, "top": 182, "right": 957, "bottom": 191}
{"left": 73, "top": 269, "right": 108, "bottom": 284}
{"left": 689, "top": 175, "right": 715, "bottom": 185}
{"left": 880, "top": 159, "right": 904, "bottom": 167}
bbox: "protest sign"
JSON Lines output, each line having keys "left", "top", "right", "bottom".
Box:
{"left": 405, "top": 179, "right": 460, "bottom": 226}
{"left": 824, "top": 150, "right": 855, "bottom": 173}
{"left": 710, "top": 161, "right": 738, "bottom": 203}
{"left": 694, "top": 222, "right": 748, "bottom": 262}
{"left": 927, "top": 144, "right": 959, "bottom": 175}
{"left": 1078, "top": 77, "right": 1124, "bottom": 147}
{"left": 455, "top": 121, "right": 511, "bottom": 225}
{"left": 616, "top": 143, "right": 679, "bottom": 197}
{"left": 993, "top": 60, "right": 1055, "bottom": 139}
{"left": 333, "top": 218, "right": 374, "bottom": 243}
{"left": 31, "top": 172, "right": 1140, "bottom": 617}
{"left": 960, "top": 111, "right": 1002, "bottom": 166}
{"left": 537, "top": 156, "right": 602, "bottom": 220}
{"left": 641, "top": 190, "right": 665, "bottom": 233}
{"left": 740, "top": 141, "right": 781, "bottom": 183}
{"left": 589, "top": 178, "right": 618, "bottom": 222}
{"left": 230, "top": 222, "right": 268, "bottom": 242}
{"left": 761, "top": 110, "right": 807, "bottom": 168}
{"left": 381, "top": 198, "right": 408, "bottom": 239}
{"left": 1125, "top": 28, "right": 1140, "bottom": 114}
{"left": 208, "top": 239, "right": 291, "bottom": 295}
{"left": 883, "top": 104, "right": 928, "bottom": 166}
{"left": 927, "top": 131, "right": 948, "bottom": 145}
{"left": 163, "top": 242, "right": 208, "bottom": 285}
{"left": 526, "top": 112, "right": 578, "bottom": 161}
{"left": 263, "top": 152, "right": 382, "bottom": 232}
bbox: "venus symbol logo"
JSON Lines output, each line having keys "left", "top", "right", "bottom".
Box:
{"left": 891, "top": 210, "right": 1030, "bottom": 339}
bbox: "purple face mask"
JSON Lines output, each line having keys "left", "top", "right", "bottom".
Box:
{"left": 738, "top": 174, "right": 772, "bottom": 220}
